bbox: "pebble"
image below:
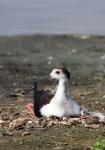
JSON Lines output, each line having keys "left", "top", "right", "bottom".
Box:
{"left": 72, "top": 49, "right": 77, "bottom": 53}
{"left": 47, "top": 56, "right": 54, "bottom": 61}
{"left": 100, "top": 54, "right": 105, "bottom": 60}
{"left": 47, "top": 56, "right": 54, "bottom": 65}
{"left": 28, "top": 120, "right": 32, "bottom": 124}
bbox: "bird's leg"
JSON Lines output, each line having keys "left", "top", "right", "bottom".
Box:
{"left": 26, "top": 103, "right": 34, "bottom": 115}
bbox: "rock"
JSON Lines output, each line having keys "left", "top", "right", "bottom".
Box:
{"left": 100, "top": 54, "right": 105, "bottom": 60}
{"left": 28, "top": 120, "right": 32, "bottom": 124}
{"left": 72, "top": 49, "right": 77, "bottom": 53}
{"left": 47, "top": 56, "right": 54, "bottom": 61}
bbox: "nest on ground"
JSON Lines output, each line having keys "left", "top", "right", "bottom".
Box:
{"left": 0, "top": 105, "right": 104, "bottom": 137}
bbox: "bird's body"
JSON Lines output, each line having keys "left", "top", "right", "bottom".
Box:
{"left": 26, "top": 65, "right": 105, "bottom": 122}
{"left": 40, "top": 78, "right": 81, "bottom": 117}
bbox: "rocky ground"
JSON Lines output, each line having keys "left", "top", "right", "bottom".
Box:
{"left": 0, "top": 34, "right": 105, "bottom": 150}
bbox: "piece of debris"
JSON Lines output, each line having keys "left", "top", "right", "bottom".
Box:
{"left": 90, "top": 112, "right": 105, "bottom": 122}
{"left": 84, "top": 123, "right": 100, "bottom": 129}
{"left": 46, "top": 121, "right": 54, "bottom": 128}
{"left": 59, "top": 120, "right": 71, "bottom": 126}
{"left": 9, "top": 117, "right": 29, "bottom": 130}
{"left": 22, "top": 131, "right": 31, "bottom": 137}
{"left": 0, "top": 119, "right": 5, "bottom": 124}
{"left": 3, "top": 130, "right": 13, "bottom": 136}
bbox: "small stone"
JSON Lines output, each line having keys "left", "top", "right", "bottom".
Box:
{"left": 28, "top": 121, "right": 32, "bottom": 124}
{"left": 47, "top": 56, "right": 54, "bottom": 60}
{"left": 100, "top": 54, "right": 105, "bottom": 60}
{"left": 72, "top": 49, "right": 77, "bottom": 53}
{"left": 95, "top": 101, "right": 99, "bottom": 104}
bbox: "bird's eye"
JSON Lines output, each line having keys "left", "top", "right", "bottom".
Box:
{"left": 56, "top": 70, "right": 60, "bottom": 74}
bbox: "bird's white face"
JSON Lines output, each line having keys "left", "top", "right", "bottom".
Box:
{"left": 50, "top": 68, "right": 66, "bottom": 80}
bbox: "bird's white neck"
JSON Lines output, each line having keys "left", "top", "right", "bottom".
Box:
{"left": 54, "top": 78, "right": 69, "bottom": 103}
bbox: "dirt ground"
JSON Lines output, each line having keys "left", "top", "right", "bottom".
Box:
{"left": 0, "top": 34, "right": 105, "bottom": 150}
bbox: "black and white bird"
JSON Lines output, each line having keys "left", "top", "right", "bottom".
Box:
{"left": 40, "top": 66, "right": 81, "bottom": 117}
{"left": 26, "top": 65, "right": 105, "bottom": 122}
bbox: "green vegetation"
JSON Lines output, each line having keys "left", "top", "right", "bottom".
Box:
{"left": 92, "top": 138, "right": 105, "bottom": 150}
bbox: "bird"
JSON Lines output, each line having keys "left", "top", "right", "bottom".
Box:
{"left": 40, "top": 65, "right": 81, "bottom": 117}
{"left": 26, "top": 65, "right": 105, "bottom": 122}
{"left": 26, "top": 65, "right": 80, "bottom": 117}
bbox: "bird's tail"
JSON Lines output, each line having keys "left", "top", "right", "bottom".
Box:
{"left": 81, "top": 107, "right": 105, "bottom": 122}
